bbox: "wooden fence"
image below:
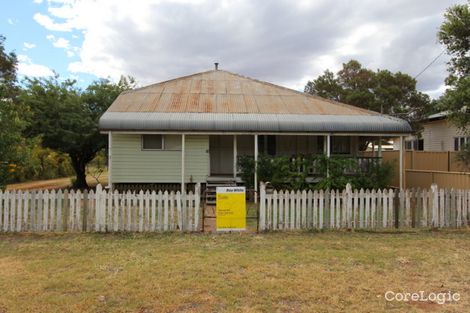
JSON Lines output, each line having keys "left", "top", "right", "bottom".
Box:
{"left": 259, "top": 183, "right": 470, "bottom": 231}
{"left": 0, "top": 184, "right": 201, "bottom": 233}
{"left": 365, "top": 150, "right": 470, "bottom": 189}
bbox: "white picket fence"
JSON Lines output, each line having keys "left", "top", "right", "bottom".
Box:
{"left": 259, "top": 183, "right": 470, "bottom": 231}
{"left": 0, "top": 184, "right": 201, "bottom": 233}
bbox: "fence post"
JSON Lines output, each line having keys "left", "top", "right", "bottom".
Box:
{"left": 259, "top": 182, "right": 266, "bottom": 231}
{"left": 447, "top": 151, "right": 450, "bottom": 172}
{"left": 95, "top": 184, "right": 102, "bottom": 232}
{"left": 431, "top": 184, "right": 438, "bottom": 227}
{"left": 82, "top": 190, "right": 88, "bottom": 232}
{"left": 195, "top": 183, "right": 201, "bottom": 232}
{"left": 345, "top": 184, "right": 352, "bottom": 228}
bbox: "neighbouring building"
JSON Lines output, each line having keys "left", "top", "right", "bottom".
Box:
{"left": 400, "top": 112, "right": 468, "bottom": 151}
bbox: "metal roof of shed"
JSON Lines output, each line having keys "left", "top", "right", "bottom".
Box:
{"left": 99, "top": 69, "right": 412, "bottom": 133}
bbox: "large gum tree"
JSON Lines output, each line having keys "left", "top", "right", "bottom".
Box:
{"left": 21, "top": 76, "right": 135, "bottom": 188}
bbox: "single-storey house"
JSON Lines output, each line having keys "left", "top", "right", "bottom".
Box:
{"left": 398, "top": 112, "right": 468, "bottom": 152}
{"left": 99, "top": 66, "right": 411, "bottom": 194}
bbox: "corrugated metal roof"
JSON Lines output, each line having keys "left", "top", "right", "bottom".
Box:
{"left": 99, "top": 112, "right": 412, "bottom": 133}
{"left": 99, "top": 69, "right": 412, "bottom": 133}
{"left": 426, "top": 111, "right": 449, "bottom": 121}
{"left": 106, "top": 70, "right": 376, "bottom": 116}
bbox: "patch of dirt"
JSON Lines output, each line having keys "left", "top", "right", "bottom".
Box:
{"left": 6, "top": 174, "right": 107, "bottom": 191}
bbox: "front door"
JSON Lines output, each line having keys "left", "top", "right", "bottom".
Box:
{"left": 209, "top": 135, "right": 234, "bottom": 175}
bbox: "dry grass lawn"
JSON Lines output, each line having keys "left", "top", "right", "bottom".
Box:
{"left": 0, "top": 230, "right": 469, "bottom": 312}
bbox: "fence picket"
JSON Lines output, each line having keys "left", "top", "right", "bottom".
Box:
{"left": 346, "top": 185, "right": 352, "bottom": 228}
{"left": 439, "top": 189, "right": 445, "bottom": 228}
{"left": 273, "top": 190, "right": 278, "bottom": 230}
{"left": 370, "top": 189, "right": 376, "bottom": 228}
{"left": 463, "top": 190, "right": 468, "bottom": 226}
{"left": 312, "top": 190, "right": 317, "bottom": 229}
{"left": 23, "top": 191, "right": 30, "bottom": 231}
{"left": 329, "top": 190, "right": 335, "bottom": 229}
{"left": 151, "top": 191, "right": 157, "bottom": 231}
{"left": 336, "top": 190, "right": 341, "bottom": 229}
{"left": 405, "top": 189, "right": 411, "bottom": 228}
{"left": 353, "top": 189, "right": 359, "bottom": 228}
{"left": 194, "top": 183, "right": 200, "bottom": 231}
{"left": 157, "top": 191, "right": 163, "bottom": 231}
{"left": 266, "top": 193, "right": 272, "bottom": 230}
{"left": 319, "top": 190, "right": 324, "bottom": 229}
{"left": 16, "top": 190, "right": 22, "bottom": 232}
{"left": 176, "top": 191, "right": 182, "bottom": 231}
{"left": 10, "top": 190, "right": 16, "bottom": 232}
{"left": 31, "top": 191, "right": 37, "bottom": 231}
{"left": 301, "top": 190, "right": 307, "bottom": 228}
{"left": 289, "top": 191, "right": 295, "bottom": 230}
{"left": 358, "top": 189, "right": 364, "bottom": 228}
{"left": 365, "top": 189, "right": 370, "bottom": 228}
{"left": 278, "top": 191, "right": 284, "bottom": 230}
{"left": 163, "top": 191, "right": 169, "bottom": 231}
{"left": 382, "top": 189, "right": 388, "bottom": 228}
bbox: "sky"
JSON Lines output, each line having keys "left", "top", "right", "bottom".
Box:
{"left": 1, "top": 0, "right": 466, "bottom": 98}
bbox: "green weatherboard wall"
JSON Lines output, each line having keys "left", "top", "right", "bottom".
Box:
{"left": 111, "top": 134, "right": 209, "bottom": 183}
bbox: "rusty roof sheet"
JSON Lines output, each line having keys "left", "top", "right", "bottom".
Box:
{"left": 106, "top": 70, "right": 376, "bottom": 116}
{"left": 100, "top": 69, "right": 412, "bottom": 133}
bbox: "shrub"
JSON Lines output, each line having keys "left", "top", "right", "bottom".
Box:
{"left": 238, "top": 154, "right": 393, "bottom": 190}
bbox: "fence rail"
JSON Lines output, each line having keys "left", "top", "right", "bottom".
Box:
{"left": 0, "top": 184, "right": 201, "bottom": 233}
{"left": 259, "top": 183, "right": 470, "bottom": 231}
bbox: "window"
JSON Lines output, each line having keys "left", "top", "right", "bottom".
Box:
{"left": 258, "top": 135, "right": 276, "bottom": 156}
{"left": 405, "top": 139, "right": 424, "bottom": 151}
{"left": 142, "top": 135, "right": 163, "bottom": 150}
{"left": 331, "top": 136, "right": 351, "bottom": 155}
{"left": 405, "top": 140, "right": 413, "bottom": 150}
{"left": 417, "top": 139, "right": 424, "bottom": 151}
{"left": 454, "top": 137, "right": 470, "bottom": 151}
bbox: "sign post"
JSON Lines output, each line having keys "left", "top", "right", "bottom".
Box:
{"left": 216, "top": 186, "right": 246, "bottom": 231}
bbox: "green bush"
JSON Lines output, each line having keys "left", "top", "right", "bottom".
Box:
{"left": 238, "top": 154, "right": 393, "bottom": 191}
{"left": 8, "top": 138, "right": 74, "bottom": 183}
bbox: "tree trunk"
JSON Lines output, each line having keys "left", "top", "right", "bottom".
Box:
{"left": 70, "top": 155, "right": 88, "bottom": 189}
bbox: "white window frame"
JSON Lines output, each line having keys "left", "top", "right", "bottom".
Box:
{"left": 142, "top": 134, "right": 165, "bottom": 151}
{"left": 454, "top": 136, "right": 470, "bottom": 151}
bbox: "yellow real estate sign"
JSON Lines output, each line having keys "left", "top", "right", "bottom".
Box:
{"left": 216, "top": 186, "right": 246, "bottom": 231}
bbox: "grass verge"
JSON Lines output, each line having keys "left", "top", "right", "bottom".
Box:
{"left": 0, "top": 230, "right": 469, "bottom": 312}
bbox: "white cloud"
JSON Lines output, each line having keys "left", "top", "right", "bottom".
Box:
{"left": 53, "top": 37, "right": 70, "bottom": 49}
{"left": 33, "top": 12, "right": 73, "bottom": 31}
{"left": 23, "top": 42, "right": 36, "bottom": 50}
{"left": 33, "top": 0, "right": 459, "bottom": 95}
{"left": 7, "top": 18, "right": 14, "bottom": 25}
{"left": 47, "top": 34, "right": 76, "bottom": 57}
{"left": 33, "top": 0, "right": 44, "bottom": 3}
{"left": 17, "top": 54, "right": 54, "bottom": 77}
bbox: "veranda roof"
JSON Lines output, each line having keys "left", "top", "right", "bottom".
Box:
{"left": 99, "top": 69, "right": 411, "bottom": 134}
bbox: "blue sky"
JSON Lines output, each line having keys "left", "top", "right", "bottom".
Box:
{"left": 1, "top": 0, "right": 466, "bottom": 96}
{"left": 2, "top": 0, "right": 95, "bottom": 87}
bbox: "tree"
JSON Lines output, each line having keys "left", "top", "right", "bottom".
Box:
{"left": 21, "top": 76, "right": 135, "bottom": 188}
{"left": 0, "top": 35, "right": 26, "bottom": 188}
{"left": 304, "top": 60, "right": 433, "bottom": 129}
{"left": 438, "top": 1, "right": 470, "bottom": 130}
{"left": 438, "top": 1, "right": 470, "bottom": 85}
